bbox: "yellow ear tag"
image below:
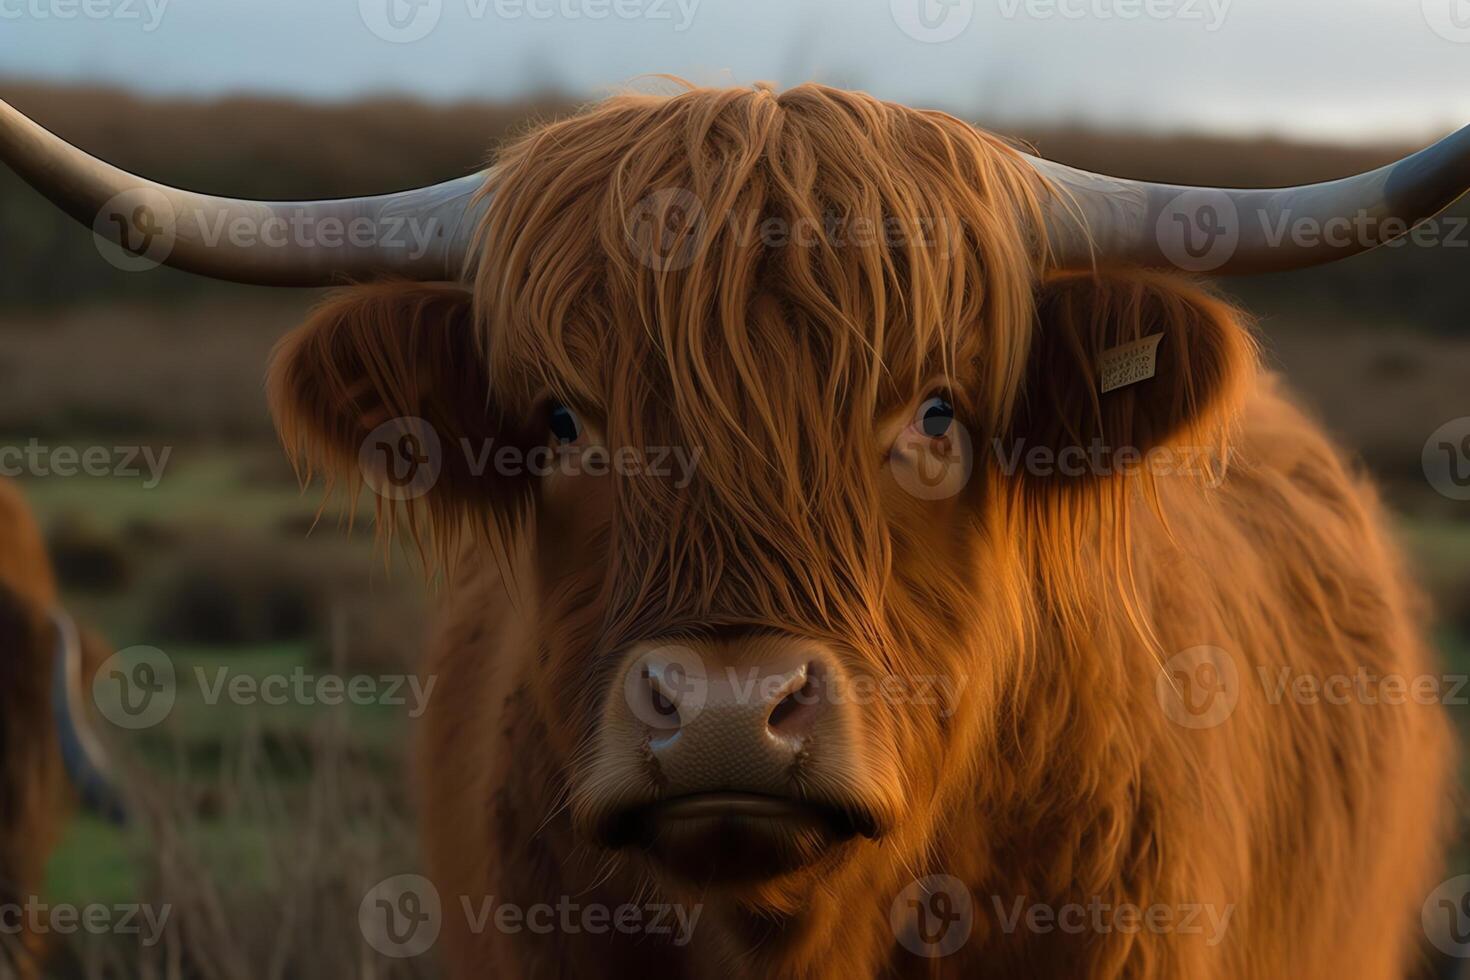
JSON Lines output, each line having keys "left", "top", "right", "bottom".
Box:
{"left": 1099, "top": 334, "right": 1164, "bottom": 394}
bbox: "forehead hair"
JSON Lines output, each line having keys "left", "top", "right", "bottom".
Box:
{"left": 469, "top": 83, "right": 1047, "bottom": 639}
{"left": 473, "top": 82, "right": 1045, "bottom": 428}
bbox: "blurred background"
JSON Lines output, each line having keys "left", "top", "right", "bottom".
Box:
{"left": 1, "top": 0, "right": 1468, "bottom": 975}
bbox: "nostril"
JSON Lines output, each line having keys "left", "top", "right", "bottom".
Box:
{"left": 649, "top": 679, "right": 680, "bottom": 722}
{"left": 767, "top": 661, "right": 823, "bottom": 737}
{"left": 766, "top": 691, "right": 806, "bottom": 732}
{"left": 636, "top": 665, "right": 687, "bottom": 734}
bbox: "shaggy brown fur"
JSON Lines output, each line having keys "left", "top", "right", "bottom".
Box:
{"left": 270, "top": 83, "right": 1453, "bottom": 978}
{"left": 0, "top": 479, "right": 67, "bottom": 977}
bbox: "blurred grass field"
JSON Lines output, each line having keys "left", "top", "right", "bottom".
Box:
{"left": 1, "top": 81, "right": 1467, "bottom": 976}
{"left": 19, "top": 443, "right": 427, "bottom": 936}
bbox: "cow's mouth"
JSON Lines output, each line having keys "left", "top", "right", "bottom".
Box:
{"left": 602, "top": 792, "right": 879, "bottom": 882}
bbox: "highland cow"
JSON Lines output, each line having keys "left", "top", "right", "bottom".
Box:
{"left": 0, "top": 479, "right": 116, "bottom": 977}
{"left": 3, "top": 82, "right": 1465, "bottom": 978}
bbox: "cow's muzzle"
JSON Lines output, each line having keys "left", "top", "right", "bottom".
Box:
{"left": 588, "top": 633, "right": 885, "bottom": 881}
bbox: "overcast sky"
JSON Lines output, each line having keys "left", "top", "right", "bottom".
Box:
{"left": 2, "top": 0, "right": 1468, "bottom": 143}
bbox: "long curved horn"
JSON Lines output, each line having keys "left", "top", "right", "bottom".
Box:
{"left": 49, "top": 610, "right": 125, "bottom": 824}
{"left": 1027, "top": 122, "right": 1470, "bottom": 274}
{"left": 0, "top": 98, "right": 489, "bottom": 286}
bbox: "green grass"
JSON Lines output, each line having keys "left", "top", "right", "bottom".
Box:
{"left": 45, "top": 814, "right": 302, "bottom": 908}
{"left": 45, "top": 815, "right": 137, "bottom": 908}
{"left": 47, "top": 639, "right": 413, "bottom": 908}
{"left": 154, "top": 643, "right": 412, "bottom": 758}
{"left": 1401, "top": 517, "right": 1470, "bottom": 588}
{"left": 11, "top": 446, "right": 311, "bottom": 537}
{"left": 1439, "top": 627, "right": 1470, "bottom": 672}
{"left": 8, "top": 441, "right": 320, "bottom": 533}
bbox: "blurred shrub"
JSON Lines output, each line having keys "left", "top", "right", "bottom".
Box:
{"left": 0, "top": 303, "right": 306, "bottom": 441}
{"left": 120, "top": 517, "right": 185, "bottom": 551}
{"left": 46, "top": 513, "right": 133, "bottom": 593}
{"left": 276, "top": 512, "right": 324, "bottom": 539}
{"left": 47, "top": 724, "right": 430, "bottom": 979}
{"left": 311, "top": 587, "right": 427, "bottom": 677}
{"left": 143, "top": 537, "right": 322, "bottom": 646}
{"left": 139, "top": 531, "right": 428, "bottom": 661}
{"left": 238, "top": 451, "right": 302, "bottom": 489}
{"left": 1440, "top": 572, "right": 1470, "bottom": 638}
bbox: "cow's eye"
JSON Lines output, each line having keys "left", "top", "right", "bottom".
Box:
{"left": 916, "top": 395, "right": 955, "bottom": 439}
{"left": 548, "top": 403, "right": 583, "bottom": 446}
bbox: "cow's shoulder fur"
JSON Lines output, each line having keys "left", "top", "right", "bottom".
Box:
{"left": 968, "top": 376, "right": 1453, "bottom": 977}
{"left": 0, "top": 479, "right": 66, "bottom": 977}
{"left": 0, "top": 477, "right": 55, "bottom": 608}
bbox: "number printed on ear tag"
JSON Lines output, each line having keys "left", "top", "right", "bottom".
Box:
{"left": 1099, "top": 334, "right": 1164, "bottom": 394}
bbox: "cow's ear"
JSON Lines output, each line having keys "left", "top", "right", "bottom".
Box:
{"left": 1000, "top": 270, "right": 1256, "bottom": 489}
{"left": 268, "top": 282, "right": 523, "bottom": 543}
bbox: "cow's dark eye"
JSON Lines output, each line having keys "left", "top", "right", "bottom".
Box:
{"left": 548, "top": 403, "right": 582, "bottom": 445}
{"left": 917, "top": 395, "right": 954, "bottom": 439}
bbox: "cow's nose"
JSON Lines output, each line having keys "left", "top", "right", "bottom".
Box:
{"left": 627, "top": 639, "right": 834, "bottom": 796}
